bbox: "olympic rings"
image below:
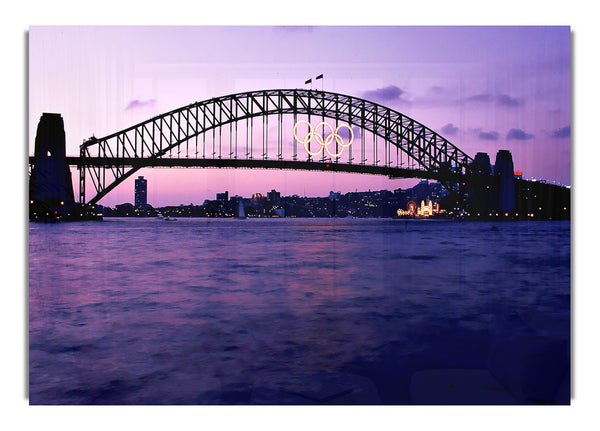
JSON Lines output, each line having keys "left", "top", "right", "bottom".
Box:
{"left": 293, "top": 120, "right": 354, "bottom": 158}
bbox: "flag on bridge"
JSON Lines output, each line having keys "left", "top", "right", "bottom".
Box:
{"left": 305, "top": 78, "right": 312, "bottom": 85}
{"left": 316, "top": 74, "right": 323, "bottom": 80}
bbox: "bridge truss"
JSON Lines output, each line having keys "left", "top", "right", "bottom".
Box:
{"left": 76, "top": 89, "right": 473, "bottom": 204}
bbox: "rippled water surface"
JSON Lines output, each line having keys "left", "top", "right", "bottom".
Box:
{"left": 29, "top": 218, "right": 570, "bottom": 404}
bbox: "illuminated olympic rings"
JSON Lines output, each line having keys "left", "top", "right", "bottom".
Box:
{"left": 293, "top": 120, "right": 354, "bottom": 158}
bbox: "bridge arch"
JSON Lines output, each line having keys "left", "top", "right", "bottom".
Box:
{"left": 78, "top": 89, "right": 473, "bottom": 204}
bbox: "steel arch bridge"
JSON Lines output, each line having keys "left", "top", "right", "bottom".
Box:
{"left": 75, "top": 89, "right": 473, "bottom": 204}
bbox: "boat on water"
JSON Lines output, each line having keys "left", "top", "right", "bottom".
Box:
{"left": 164, "top": 216, "right": 177, "bottom": 221}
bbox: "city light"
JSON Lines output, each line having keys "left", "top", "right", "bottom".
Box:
{"left": 396, "top": 199, "right": 440, "bottom": 217}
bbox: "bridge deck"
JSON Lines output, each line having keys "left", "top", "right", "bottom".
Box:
{"left": 30, "top": 156, "right": 443, "bottom": 180}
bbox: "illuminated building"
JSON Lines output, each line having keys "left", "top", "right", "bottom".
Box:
{"left": 396, "top": 198, "right": 439, "bottom": 217}
{"left": 134, "top": 176, "right": 147, "bottom": 211}
{"left": 252, "top": 193, "right": 265, "bottom": 215}
{"left": 416, "top": 198, "right": 439, "bottom": 217}
{"left": 417, "top": 199, "right": 432, "bottom": 216}
{"left": 408, "top": 201, "right": 417, "bottom": 214}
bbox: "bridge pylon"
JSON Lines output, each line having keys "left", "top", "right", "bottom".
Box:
{"left": 29, "top": 113, "right": 76, "bottom": 212}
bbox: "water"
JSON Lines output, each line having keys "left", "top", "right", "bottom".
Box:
{"left": 29, "top": 218, "right": 571, "bottom": 405}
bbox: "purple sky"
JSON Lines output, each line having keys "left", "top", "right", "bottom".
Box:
{"left": 29, "top": 26, "right": 571, "bottom": 207}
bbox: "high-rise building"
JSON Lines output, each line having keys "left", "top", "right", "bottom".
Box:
{"left": 267, "top": 189, "right": 281, "bottom": 203}
{"left": 469, "top": 152, "right": 494, "bottom": 215}
{"left": 252, "top": 193, "right": 265, "bottom": 215}
{"left": 216, "top": 191, "right": 229, "bottom": 202}
{"left": 494, "top": 150, "right": 516, "bottom": 213}
{"left": 134, "top": 176, "right": 148, "bottom": 211}
{"left": 473, "top": 152, "right": 492, "bottom": 175}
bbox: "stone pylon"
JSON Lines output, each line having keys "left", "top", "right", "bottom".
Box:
{"left": 29, "top": 113, "right": 75, "bottom": 213}
{"left": 494, "top": 150, "right": 516, "bottom": 213}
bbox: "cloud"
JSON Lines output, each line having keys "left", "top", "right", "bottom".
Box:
{"left": 507, "top": 128, "right": 534, "bottom": 140}
{"left": 466, "top": 94, "right": 492, "bottom": 103}
{"left": 332, "top": 125, "right": 359, "bottom": 140}
{"left": 465, "top": 93, "right": 522, "bottom": 108}
{"left": 322, "top": 125, "right": 362, "bottom": 142}
{"left": 478, "top": 130, "right": 500, "bottom": 140}
{"left": 441, "top": 123, "right": 458, "bottom": 136}
{"left": 429, "top": 86, "right": 445, "bottom": 95}
{"left": 551, "top": 125, "right": 570, "bottom": 138}
{"left": 362, "top": 85, "right": 406, "bottom": 102}
{"left": 496, "top": 94, "right": 522, "bottom": 107}
{"left": 125, "top": 99, "right": 156, "bottom": 111}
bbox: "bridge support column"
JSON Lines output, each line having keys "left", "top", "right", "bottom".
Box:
{"left": 29, "top": 113, "right": 76, "bottom": 213}
{"left": 79, "top": 145, "right": 86, "bottom": 204}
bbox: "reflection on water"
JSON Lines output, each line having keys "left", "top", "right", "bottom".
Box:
{"left": 29, "top": 218, "right": 570, "bottom": 404}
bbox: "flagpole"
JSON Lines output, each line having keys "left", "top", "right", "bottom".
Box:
{"left": 315, "top": 74, "right": 324, "bottom": 92}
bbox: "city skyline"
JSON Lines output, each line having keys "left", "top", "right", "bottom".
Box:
{"left": 93, "top": 165, "right": 567, "bottom": 222}
{"left": 29, "top": 26, "right": 570, "bottom": 207}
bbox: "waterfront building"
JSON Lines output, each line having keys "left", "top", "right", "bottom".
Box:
{"left": 267, "top": 189, "right": 281, "bottom": 203}
{"left": 252, "top": 193, "right": 265, "bottom": 215}
{"left": 494, "top": 150, "right": 516, "bottom": 213}
{"left": 134, "top": 176, "right": 147, "bottom": 211}
{"left": 397, "top": 198, "right": 439, "bottom": 217}
{"left": 417, "top": 198, "right": 439, "bottom": 217}
{"left": 469, "top": 152, "right": 494, "bottom": 215}
{"left": 473, "top": 152, "right": 492, "bottom": 175}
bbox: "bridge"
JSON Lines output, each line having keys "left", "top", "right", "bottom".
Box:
{"left": 28, "top": 88, "right": 570, "bottom": 220}
{"left": 30, "top": 89, "right": 474, "bottom": 205}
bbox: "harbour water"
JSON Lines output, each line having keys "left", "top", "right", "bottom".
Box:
{"left": 28, "top": 218, "right": 571, "bottom": 404}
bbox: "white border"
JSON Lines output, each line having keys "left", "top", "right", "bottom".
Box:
{"left": 5, "top": 1, "right": 598, "bottom": 430}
